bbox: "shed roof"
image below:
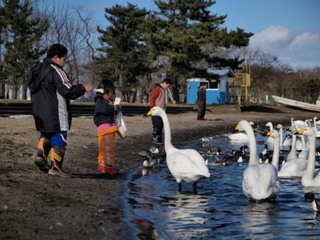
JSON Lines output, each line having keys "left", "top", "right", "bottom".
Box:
{"left": 207, "top": 69, "right": 235, "bottom": 77}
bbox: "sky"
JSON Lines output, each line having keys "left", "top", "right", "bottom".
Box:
{"left": 67, "top": 0, "right": 320, "bottom": 69}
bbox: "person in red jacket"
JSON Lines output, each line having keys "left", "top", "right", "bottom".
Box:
{"left": 197, "top": 82, "right": 208, "bottom": 120}
{"left": 28, "top": 43, "right": 92, "bottom": 177}
{"left": 149, "top": 77, "right": 173, "bottom": 144}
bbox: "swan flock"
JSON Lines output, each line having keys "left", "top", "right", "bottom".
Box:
{"left": 147, "top": 107, "right": 319, "bottom": 205}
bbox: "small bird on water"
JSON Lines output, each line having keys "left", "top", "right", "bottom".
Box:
{"left": 304, "top": 192, "right": 320, "bottom": 213}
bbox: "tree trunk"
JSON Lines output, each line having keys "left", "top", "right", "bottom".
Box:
{"left": 12, "top": 82, "right": 18, "bottom": 99}
{"left": 22, "top": 76, "right": 27, "bottom": 99}
{"left": 0, "top": 80, "right": 4, "bottom": 99}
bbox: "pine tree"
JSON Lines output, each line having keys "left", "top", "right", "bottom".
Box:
{"left": 96, "top": 3, "right": 149, "bottom": 102}
{"left": 146, "top": 0, "right": 253, "bottom": 93}
{"left": 0, "top": 0, "right": 48, "bottom": 99}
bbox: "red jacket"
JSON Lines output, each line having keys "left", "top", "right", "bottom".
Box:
{"left": 150, "top": 84, "right": 166, "bottom": 109}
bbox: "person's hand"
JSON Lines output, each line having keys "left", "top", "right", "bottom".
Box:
{"left": 84, "top": 85, "right": 93, "bottom": 92}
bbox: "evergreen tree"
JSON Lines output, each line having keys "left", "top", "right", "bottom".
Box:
{"left": 96, "top": 3, "right": 149, "bottom": 102}
{"left": 146, "top": 0, "right": 253, "bottom": 94}
{"left": 0, "top": 0, "right": 48, "bottom": 99}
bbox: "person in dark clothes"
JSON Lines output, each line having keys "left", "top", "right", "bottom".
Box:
{"left": 197, "top": 82, "right": 207, "bottom": 120}
{"left": 28, "top": 43, "right": 93, "bottom": 176}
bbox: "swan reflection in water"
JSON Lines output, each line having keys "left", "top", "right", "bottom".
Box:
{"left": 161, "top": 192, "right": 210, "bottom": 237}
{"left": 242, "top": 201, "right": 279, "bottom": 236}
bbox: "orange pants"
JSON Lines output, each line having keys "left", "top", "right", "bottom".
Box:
{"left": 97, "top": 132, "right": 115, "bottom": 167}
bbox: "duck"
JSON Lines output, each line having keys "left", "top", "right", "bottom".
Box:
{"left": 147, "top": 107, "right": 210, "bottom": 192}
{"left": 142, "top": 156, "right": 159, "bottom": 168}
{"left": 206, "top": 156, "right": 229, "bottom": 166}
{"left": 201, "top": 147, "right": 223, "bottom": 165}
{"left": 221, "top": 145, "right": 248, "bottom": 163}
{"left": 259, "top": 144, "right": 272, "bottom": 163}
{"left": 200, "top": 146, "right": 222, "bottom": 159}
{"left": 200, "top": 136, "right": 213, "bottom": 142}
{"left": 304, "top": 192, "right": 320, "bottom": 213}
{"left": 235, "top": 120, "right": 280, "bottom": 202}
{"left": 299, "top": 127, "right": 320, "bottom": 187}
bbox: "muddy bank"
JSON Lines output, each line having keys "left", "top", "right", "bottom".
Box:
{"left": 0, "top": 104, "right": 318, "bottom": 239}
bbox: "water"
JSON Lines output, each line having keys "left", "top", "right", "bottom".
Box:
{"left": 123, "top": 133, "right": 320, "bottom": 240}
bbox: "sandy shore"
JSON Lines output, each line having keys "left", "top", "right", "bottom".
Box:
{"left": 0, "top": 104, "right": 318, "bottom": 239}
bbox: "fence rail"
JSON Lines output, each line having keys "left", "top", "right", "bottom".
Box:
{"left": 0, "top": 100, "right": 194, "bottom": 117}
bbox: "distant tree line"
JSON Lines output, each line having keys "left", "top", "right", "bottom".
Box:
{"left": 0, "top": 0, "right": 319, "bottom": 104}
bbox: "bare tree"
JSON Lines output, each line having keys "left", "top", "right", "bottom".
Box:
{"left": 31, "top": 0, "right": 98, "bottom": 87}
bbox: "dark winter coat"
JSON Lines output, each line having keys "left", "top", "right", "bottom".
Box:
{"left": 28, "top": 57, "right": 86, "bottom": 133}
{"left": 94, "top": 98, "right": 116, "bottom": 127}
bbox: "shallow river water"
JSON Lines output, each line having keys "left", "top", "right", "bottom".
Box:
{"left": 123, "top": 133, "right": 320, "bottom": 240}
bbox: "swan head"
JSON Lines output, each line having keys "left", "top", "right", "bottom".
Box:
{"left": 235, "top": 120, "right": 249, "bottom": 131}
{"left": 267, "top": 129, "right": 279, "bottom": 138}
{"left": 265, "top": 122, "right": 273, "bottom": 129}
{"left": 147, "top": 106, "right": 164, "bottom": 117}
{"left": 276, "top": 124, "right": 282, "bottom": 129}
{"left": 298, "top": 126, "right": 315, "bottom": 137}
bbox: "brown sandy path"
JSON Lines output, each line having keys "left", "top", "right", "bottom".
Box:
{"left": 0, "top": 104, "right": 318, "bottom": 239}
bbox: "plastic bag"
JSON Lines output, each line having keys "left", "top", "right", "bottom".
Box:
{"left": 116, "top": 111, "right": 127, "bottom": 139}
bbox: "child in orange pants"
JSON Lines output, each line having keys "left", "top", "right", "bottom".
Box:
{"left": 94, "top": 80, "right": 120, "bottom": 175}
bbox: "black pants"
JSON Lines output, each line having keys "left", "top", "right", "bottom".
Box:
{"left": 151, "top": 116, "right": 163, "bottom": 131}
{"left": 197, "top": 101, "right": 206, "bottom": 119}
{"left": 151, "top": 116, "right": 163, "bottom": 139}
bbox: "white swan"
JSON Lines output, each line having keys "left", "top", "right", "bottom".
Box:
{"left": 290, "top": 118, "right": 306, "bottom": 150}
{"left": 286, "top": 127, "right": 297, "bottom": 161}
{"left": 298, "top": 134, "right": 309, "bottom": 159}
{"left": 291, "top": 117, "right": 307, "bottom": 131}
{"left": 276, "top": 124, "right": 291, "bottom": 149}
{"left": 228, "top": 121, "right": 254, "bottom": 142}
{"left": 273, "top": 122, "right": 308, "bottom": 178}
{"left": 235, "top": 120, "right": 280, "bottom": 202}
{"left": 266, "top": 129, "right": 281, "bottom": 170}
{"left": 265, "top": 122, "right": 274, "bottom": 146}
{"left": 312, "top": 117, "right": 320, "bottom": 138}
{"left": 147, "top": 107, "right": 210, "bottom": 192}
{"left": 300, "top": 127, "right": 320, "bottom": 187}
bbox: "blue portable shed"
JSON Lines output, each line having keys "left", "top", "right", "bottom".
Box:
{"left": 186, "top": 69, "right": 233, "bottom": 105}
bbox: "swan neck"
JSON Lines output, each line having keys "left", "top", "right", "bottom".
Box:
{"left": 279, "top": 129, "right": 283, "bottom": 145}
{"left": 306, "top": 134, "right": 316, "bottom": 175}
{"left": 292, "top": 133, "right": 297, "bottom": 152}
{"left": 271, "top": 134, "right": 280, "bottom": 169}
{"left": 160, "top": 111, "right": 174, "bottom": 150}
{"left": 243, "top": 122, "right": 258, "bottom": 165}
